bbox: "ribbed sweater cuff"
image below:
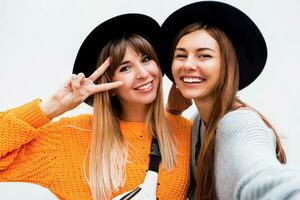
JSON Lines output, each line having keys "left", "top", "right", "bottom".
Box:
{"left": 13, "top": 99, "right": 51, "bottom": 128}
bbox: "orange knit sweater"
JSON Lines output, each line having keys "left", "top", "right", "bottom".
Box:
{"left": 0, "top": 99, "right": 191, "bottom": 200}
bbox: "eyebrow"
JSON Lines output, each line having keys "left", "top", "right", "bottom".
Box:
{"left": 120, "top": 60, "right": 130, "bottom": 66}
{"left": 120, "top": 53, "right": 146, "bottom": 66}
{"left": 175, "top": 47, "right": 215, "bottom": 52}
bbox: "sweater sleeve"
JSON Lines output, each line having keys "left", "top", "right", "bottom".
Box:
{"left": 235, "top": 164, "right": 300, "bottom": 199}
{"left": 214, "top": 110, "right": 300, "bottom": 200}
{"left": 0, "top": 99, "right": 56, "bottom": 185}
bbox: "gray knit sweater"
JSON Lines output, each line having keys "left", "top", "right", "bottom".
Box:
{"left": 190, "top": 109, "right": 300, "bottom": 200}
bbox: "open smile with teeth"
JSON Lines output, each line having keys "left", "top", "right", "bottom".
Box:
{"left": 135, "top": 81, "right": 153, "bottom": 91}
{"left": 182, "top": 77, "right": 204, "bottom": 83}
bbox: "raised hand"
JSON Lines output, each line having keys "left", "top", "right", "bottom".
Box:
{"left": 40, "top": 58, "right": 123, "bottom": 119}
{"left": 166, "top": 84, "right": 192, "bottom": 115}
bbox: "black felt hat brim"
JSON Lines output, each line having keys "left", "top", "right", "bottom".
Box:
{"left": 161, "top": 1, "right": 267, "bottom": 90}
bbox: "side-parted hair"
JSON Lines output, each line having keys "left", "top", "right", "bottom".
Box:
{"left": 87, "top": 34, "right": 177, "bottom": 200}
{"left": 172, "top": 23, "right": 286, "bottom": 200}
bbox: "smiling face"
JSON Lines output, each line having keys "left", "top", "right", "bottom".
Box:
{"left": 172, "top": 29, "right": 221, "bottom": 101}
{"left": 112, "top": 46, "right": 160, "bottom": 108}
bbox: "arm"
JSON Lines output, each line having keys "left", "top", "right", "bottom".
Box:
{"left": 0, "top": 99, "right": 62, "bottom": 187}
{"left": 214, "top": 110, "right": 300, "bottom": 200}
{"left": 0, "top": 99, "right": 51, "bottom": 171}
{"left": 0, "top": 58, "right": 122, "bottom": 182}
{"left": 235, "top": 164, "right": 300, "bottom": 199}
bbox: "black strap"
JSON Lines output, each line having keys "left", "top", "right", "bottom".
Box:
{"left": 148, "top": 138, "right": 161, "bottom": 173}
{"left": 120, "top": 138, "right": 161, "bottom": 200}
{"left": 188, "top": 119, "right": 202, "bottom": 199}
{"left": 120, "top": 187, "right": 142, "bottom": 200}
{"left": 195, "top": 120, "right": 201, "bottom": 163}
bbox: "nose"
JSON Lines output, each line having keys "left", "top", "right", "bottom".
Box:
{"left": 183, "top": 56, "right": 197, "bottom": 71}
{"left": 136, "top": 65, "right": 149, "bottom": 79}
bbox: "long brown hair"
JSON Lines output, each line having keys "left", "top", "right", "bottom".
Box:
{"left": 88, "top": 34, "right": 177, "bottom": 200}
{"left": 172, "top": 23, "right": 286, "bottom": 199}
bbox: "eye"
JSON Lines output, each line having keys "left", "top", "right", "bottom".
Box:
{"left": 119, "top": 65, "right": 131, "bottom": 72}
{"left": 198, "top": 54, "right": 212, "bottom": 59}
{"left": 142, "top": 55, "right": 151, "bottom": 63}
{"left": 174, "top": 54, "right": 187, "bottom": 59}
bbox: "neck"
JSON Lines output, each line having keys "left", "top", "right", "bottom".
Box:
{"left": 120, "top": 103, "right": 149, "bottom": 122}
{"left": 193, "top": 96, "right": 215, "bottom": 126}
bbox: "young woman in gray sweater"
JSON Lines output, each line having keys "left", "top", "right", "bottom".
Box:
{"left": 163, "top": 1, "right": 300, "bottom": 199}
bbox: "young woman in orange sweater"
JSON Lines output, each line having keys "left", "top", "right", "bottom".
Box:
{"left": 0, "top": 14, "right": 191, "bottom": 200}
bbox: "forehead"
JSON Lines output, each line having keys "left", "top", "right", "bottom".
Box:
{"left": 122, "top": 46, "right": 141, "bottom": 60}
{"left": 176, "top": 30, "right": 218, "bottom": 50}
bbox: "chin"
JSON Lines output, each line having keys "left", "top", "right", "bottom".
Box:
{"left": 143, "top": 95, "right": 157, "bottom": 104}
{"left": 135, "top": 93, "right": 157, "bottom": 105}
{"left": 180, "top": 90, "right": 202, "bottom": 100}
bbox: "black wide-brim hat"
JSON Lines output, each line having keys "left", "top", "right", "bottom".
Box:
{"left": 161, "top": 1, "right": 267, "bottom": 90}
{"left": 72, "top": 13, "right": 161, "bottom": 106}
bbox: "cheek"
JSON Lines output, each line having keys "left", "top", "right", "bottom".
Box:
{"left": 111, "top": 73, "right": 118, "bottom": 82}
{"left": 112, "top": 75, "right": 131, "bottom": 93}
{"left": 152, "top": 67, "right": 160, "bottom": 78}
{"left": 114, "top": 82, "right": 130, "bottom": 98}
{"left": 207, "top": 65, "right": 221, "bottom": 89}
{"left": 147, "top": 63, "right": 161, "bottom": 82}
{"left": 205, "top": 60, "right": 221, "bottom": 77}
{"left": 171, "top": 62, "right": 180, "bottom": 78}
{"left": 112, "top": 72, "right": 132, "bottom": 83}
{"left": 212, "top": 65, "right": 221, "bottom": 79}
{"left": 151, "top": 62, "right": 160, "bottom": 75}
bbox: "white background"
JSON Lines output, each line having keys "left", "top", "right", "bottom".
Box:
{"left": 0, "top": 0, "right": 300, "bottom": 199}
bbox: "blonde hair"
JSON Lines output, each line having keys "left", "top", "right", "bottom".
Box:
{"left": 87, "top": 34, "right": 177, "bottom": 200}
{"left": 172, "top": 23, "right": 286, "bottom": 200}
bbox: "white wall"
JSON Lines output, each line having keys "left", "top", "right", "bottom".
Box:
{"left": 0, "top": 0, "right": 299, "bottom": 199}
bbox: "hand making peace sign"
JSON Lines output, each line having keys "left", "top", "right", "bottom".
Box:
{"left": 40, "top": 58, "right": 123, "bottom": 119}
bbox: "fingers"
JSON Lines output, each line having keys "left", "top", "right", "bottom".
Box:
{"left": 92, "top": 81, "right": 123, "bottom": 94}
{"left": 89, "top": 57, "right": 111, "bottom": 82}
{"left": 70, "top": 73, "right": 86, "bottom": 100}
{"left": 71, "top": 74, "right": 81, "bottom": 98}
{"left": 64, "top": 78, "right": 71, "bottom": 89}
{"left": 77, "top": 72, "right": 85, "bottom": 80}
{"left": 68, "top": 72, "right": 85, "bottom": 86}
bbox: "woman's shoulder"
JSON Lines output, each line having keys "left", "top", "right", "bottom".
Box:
{"left": 165, "top": 112, "right": 192, "bottom": 138}
{"left": 166, "top": 112, "right": 192, "bottom": 128}
{"left": 217, "top": 109, "right": 275, "bottom": 142}
{"left": 165, "top": 113, "right": 191, "bottom": 144}
{"left": 219, "top": 109, "right": 266, "bottom": 128}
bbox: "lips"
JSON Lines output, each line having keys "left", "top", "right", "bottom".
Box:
{"left": 181, "top": 76, "right": 205, "bottom": 83}
{"left": 135, "top": 81, "right": 153, "bottom": 91}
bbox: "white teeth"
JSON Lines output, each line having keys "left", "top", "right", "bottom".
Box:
{"left": 183, "top": 77, "right": 203, "bottom": 83}
{"left": 137, "top": 82, "right": 152, "bottom": 90}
